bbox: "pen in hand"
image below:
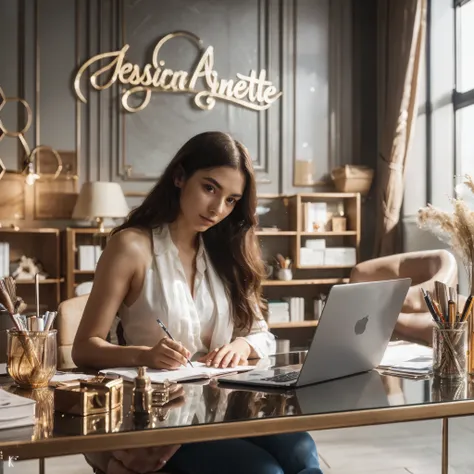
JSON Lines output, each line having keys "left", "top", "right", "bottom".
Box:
{"left": 156, "top": 318, "right": 194, "bottom": 368}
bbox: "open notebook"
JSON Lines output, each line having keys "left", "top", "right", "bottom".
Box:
{"left": 378, "top": 342, "right": 432, "bottom": 374}
{"left": 100, "top": 362, "right": 254, "bottom": 384}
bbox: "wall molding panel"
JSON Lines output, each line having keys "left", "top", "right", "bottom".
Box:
{"left": 0, "top": 0, "right": 354, "bottom": 224}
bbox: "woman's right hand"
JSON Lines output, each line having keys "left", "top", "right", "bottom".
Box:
{"left": 140, "top": 337, "right": 191, "bottom": 369}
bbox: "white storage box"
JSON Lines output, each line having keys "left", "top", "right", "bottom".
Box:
{"left": 324, "top": 248, "right": 356, "bottom": 266}
{"left": 305, "top": 239, "right": 326, "bottom": 250}
{"left": 300, "top": 248, "right": 325, "bottom": 266}
{"left": 268, "top": 301, "right": 290, "bottom": 323}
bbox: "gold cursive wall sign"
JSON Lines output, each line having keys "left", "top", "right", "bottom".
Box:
{"left": 74, "top": 31, "right": 282, "bottom": 113}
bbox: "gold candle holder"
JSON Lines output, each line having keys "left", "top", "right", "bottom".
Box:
{"left": 7, "top": 330, "right": 57, "bottom": 389}
{"left": 433, "top": 322, "right": 468, "bottom": 380}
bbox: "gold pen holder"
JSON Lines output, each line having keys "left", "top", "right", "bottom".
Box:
{"left": 7, "top": 330, "right": 57, "bottom": 389}
{"left": 433, "top": 322, "right": 468, "bottom": 380}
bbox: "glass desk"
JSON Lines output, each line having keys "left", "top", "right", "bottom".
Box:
{"left": 0, "top": 352, "right": 473, "bottom": 474}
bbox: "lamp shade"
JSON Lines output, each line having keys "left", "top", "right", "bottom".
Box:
{"left": 72, "top": 181, "right": 129, "bottom": 220}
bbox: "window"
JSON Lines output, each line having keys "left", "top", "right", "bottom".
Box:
{"left": 455, "top": 0, "right": 474, "bottom": 178}
{"left": 457, "top": 0, "right": 474, "bottom": 91}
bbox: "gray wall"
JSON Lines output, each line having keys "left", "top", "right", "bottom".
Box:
{"left": 0, "top": 0, "right": 364, "bottom": 230}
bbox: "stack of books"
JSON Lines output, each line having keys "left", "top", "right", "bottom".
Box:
{"left": 268, "top": 298, "right": 306, "bottom": 323}
{"left": 78, "top": 245, "right": 102, "bottom": 271}
{"left": 0, "top": 389, "right": 36, "bottom": 431}
{"left": 284, "top": 297, "right": 305, "bottom": 322}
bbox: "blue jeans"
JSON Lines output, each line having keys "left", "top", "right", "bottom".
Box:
{"left": 166, "top": 431, "right": 323, "bottom": 474}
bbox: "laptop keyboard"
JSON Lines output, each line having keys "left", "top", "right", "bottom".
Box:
{"left": 261, "top": 371, "right": 300, "bottom": 383}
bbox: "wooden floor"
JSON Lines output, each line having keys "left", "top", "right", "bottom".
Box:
{"left": 11, "top": 417, "right": 474, "bottom": 473}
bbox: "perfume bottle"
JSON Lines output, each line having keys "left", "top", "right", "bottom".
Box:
{"left": 132, "top": 366, "right": 153, "bottom": 415}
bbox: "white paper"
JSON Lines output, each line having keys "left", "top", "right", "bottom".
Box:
{"left": 50, "top": 373, "right": 95, "bottom": 383}
{"left": 379, "top": 342, "right": 432, "bottom": 372}
{"left": 0, "top": 389, "right": 36, "bottom": 429}
{"left": 101, "top": 362, "right": 254, "bottom": 384}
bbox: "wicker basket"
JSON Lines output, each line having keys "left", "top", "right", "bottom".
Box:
{"left": 331, "top": 165, "right": 374, "bottom": 196}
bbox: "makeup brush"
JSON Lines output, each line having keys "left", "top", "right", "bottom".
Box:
{"left": 0, "top": 280, "right": 19, "bottom": 326}
{"left": 0, "top": 278, "right": 40, "bottom": 369}
{"left": 0, "top": 281, "right": 29, "bottom": 343}
{"left": 4, "top": 277, "right": 16, "bottom": 305}
{"left": 275, "top": 254, "right": 286, "bottom": 268}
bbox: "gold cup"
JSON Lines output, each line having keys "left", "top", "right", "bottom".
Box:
{"left": 7, "top": 329, "right": 57, "bottom": 389}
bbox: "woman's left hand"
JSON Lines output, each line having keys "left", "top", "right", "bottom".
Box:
{"left": 199, "top": 339, "right": 251, "bottom": 368}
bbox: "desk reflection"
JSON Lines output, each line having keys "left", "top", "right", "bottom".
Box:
{"left": 0, "top": 351, "right": 472, "bottom": 446}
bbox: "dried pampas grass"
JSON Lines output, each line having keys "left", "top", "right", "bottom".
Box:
{"left": 418, "top": 174, "right": 474, "bottom": 286}
{"left": 465, "top": 174, "right": 474, "bottom": 195}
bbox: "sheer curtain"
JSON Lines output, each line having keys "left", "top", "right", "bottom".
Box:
{"left": 373, "top": 0, "right": 427, "bottom": 257}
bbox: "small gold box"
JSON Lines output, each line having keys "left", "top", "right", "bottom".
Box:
{"left": 80, "top": 376, "right": 123, "bottom": 411}
{"left": 54, "top": 405, "right": 123, "bottom": 435}
{"left": 54, "top": 385, "right": 110, "bottom": 416}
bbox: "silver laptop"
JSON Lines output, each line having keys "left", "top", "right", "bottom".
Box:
{"left": 218, "top": 278, "right": 411, "bottom": 388}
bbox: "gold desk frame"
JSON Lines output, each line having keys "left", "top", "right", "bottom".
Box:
{"left": 0, "top": 399, "right": 471, "bottom": 473}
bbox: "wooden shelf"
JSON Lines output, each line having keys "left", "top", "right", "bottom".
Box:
{"left": 300, "top": 231, "right": 357, "bottom": 236}
{"left": 15, "top": 278, "right": 64, "bottom": 284}
{"left": 0, "top": 228, "right": 62, "bottom": 308}
{"left": 297, "top": 193, "right": 360, "bottom": 199}
{"left": 297, "top": 265, "right": 354, "bottom": 270}
{"left": 262, "top": 278, "right": 349, "bottom": 286}
{"left": 0, "top": 228, "right": 59, "bottom": 234}
{"left": 68, "top": 228, "right": 112, "bottom": 235}
{"left": 256, "top": 231, "right": 297, "bottom": 236}
{"left": 269, "top": 320, "right": 318, "bottom": 329}
{"left": 73, "top": 270, "right": 95, "bottom": 274}
{"left": 257, "top": 194, "right": 289, "bottom": 199}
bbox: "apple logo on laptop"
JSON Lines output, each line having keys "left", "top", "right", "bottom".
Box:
{"left": 354, "top": 315, "right": 369, "bottom": 335}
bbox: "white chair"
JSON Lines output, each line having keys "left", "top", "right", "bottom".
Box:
{"left": 75, "top": 281, "right": 93, "bottom": 296}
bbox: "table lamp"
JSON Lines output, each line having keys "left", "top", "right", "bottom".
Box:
{"left": 72, "top": 181, "right": 129, "bottom": 232}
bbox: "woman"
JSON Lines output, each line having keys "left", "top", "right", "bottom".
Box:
{"left": 72, "top": 131, "right": 323, "bottom": 474}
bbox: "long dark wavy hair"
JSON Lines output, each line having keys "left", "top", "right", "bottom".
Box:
{"left": 112, "top": 131, "right": 267, "bottom": 331}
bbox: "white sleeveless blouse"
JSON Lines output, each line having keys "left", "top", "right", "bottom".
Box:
{"left": 117, "top": 225, "right": 276, "bottom": 358}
